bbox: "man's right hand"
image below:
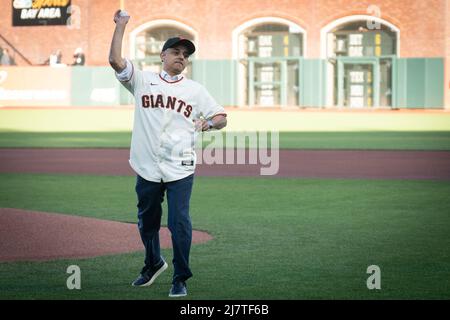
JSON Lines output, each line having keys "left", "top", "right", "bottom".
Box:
{"left": 109, "top": 10, "right": 129, "bottom": 72}
{"left": 113, "top": 10, "right": 130, "bottom": 25}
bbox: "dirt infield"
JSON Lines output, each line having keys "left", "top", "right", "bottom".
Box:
{"left": 1, "top": 148, "right": 450, "bottom": 180}
{"left": 0, "top": 208, "right": 212, "bottom": 262}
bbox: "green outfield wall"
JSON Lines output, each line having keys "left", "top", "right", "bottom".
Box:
{"left": 395, "top": 58, "right": 444, "bottom": 109}
{"left": 0, "top": 57, "right": 445, "bottom": 108}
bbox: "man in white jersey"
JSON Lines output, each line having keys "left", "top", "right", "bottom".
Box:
{"left": 109, "top": 9, "right": 227, "bottom": 297}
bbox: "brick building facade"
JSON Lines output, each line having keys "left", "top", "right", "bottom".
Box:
{"left": 0, "top": 0, "right": 448, "bottom": 108}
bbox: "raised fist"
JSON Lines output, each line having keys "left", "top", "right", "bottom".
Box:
{"left": 113, "top": 9, "right": 130, "bottom": 25}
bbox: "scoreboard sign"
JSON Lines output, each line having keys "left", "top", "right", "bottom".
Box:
{"left": 12, "top": 0, "right": 71, "bottom": 26}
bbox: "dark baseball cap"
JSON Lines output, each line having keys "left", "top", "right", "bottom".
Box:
{"left": 161, "top": 37, "right": 196, "bottom": 55}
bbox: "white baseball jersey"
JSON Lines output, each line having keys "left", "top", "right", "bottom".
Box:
{"left": 116, "top": 59, "right": 226, "bottom": 183}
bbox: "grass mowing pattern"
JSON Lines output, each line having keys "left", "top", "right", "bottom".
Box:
{"left": 1, "top": 131, "right": 450, "bottom": 150}
{"left": 1, "top": 108, "right": 450, "bottom": 132}
{"left": 0, "top": 173, "right": 449, "bottom": 299}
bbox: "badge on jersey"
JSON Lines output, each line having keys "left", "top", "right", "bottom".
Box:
{"left": 181, "top": 160, "right": 194, "bottom": 166}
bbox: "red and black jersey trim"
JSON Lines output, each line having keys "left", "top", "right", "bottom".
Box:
{"left": 159, "top": 74, "right": 184, "bottom": 84}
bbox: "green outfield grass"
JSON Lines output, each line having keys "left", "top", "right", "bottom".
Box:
{"left": 1, "top": 108, "right": 449, "bottom": 300}
{"left": 1, "top": 131, "right": 450, "bottom": 150}
{"left": 0, "top": 173, "right": 449, "bottom": 299}
{"left": 1, "top": 108, "right": 450, "bottom": 132}
{"left": 1, "top": 108, "right": 450, "bottom": 150}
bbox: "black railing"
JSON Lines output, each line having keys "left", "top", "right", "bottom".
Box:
{"left": 0, "top": 33, "right": 33, "bottom": 65}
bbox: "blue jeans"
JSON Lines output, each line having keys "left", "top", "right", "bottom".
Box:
{"left": 135, "top": 174, "right": 194, "bottom": 284}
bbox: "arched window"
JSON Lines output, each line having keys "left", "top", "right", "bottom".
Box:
{"left": 327, "top": 21, "right": 397, "bottom": 58}
{"left": 321, "top": 16, "right": 399, "bottom": 108}
{"left": 242, "top": 24, "right": 303, "bottom": 58}
{"left": 233, "top": 18, "right": 306, "bottom": 107}
{"left": 130, "top": 20, "right": 196, "bottom": 75}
